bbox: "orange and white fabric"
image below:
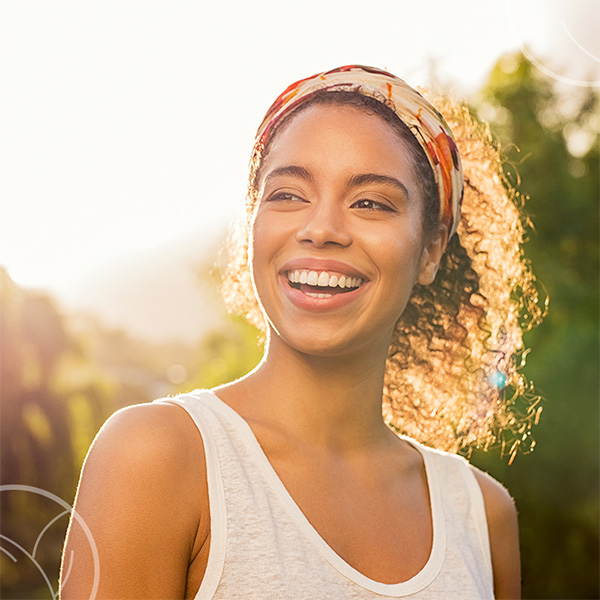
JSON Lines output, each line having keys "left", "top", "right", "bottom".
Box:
{"left": 255, "top": 65, "right": 464, "bottom": 237}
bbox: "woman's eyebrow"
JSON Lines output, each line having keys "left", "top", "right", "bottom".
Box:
{"left": 347, "top": 173, "right": 409, "bottom": 198}
{"left": 263, "top": 165, "right": 313, "bottom": 184}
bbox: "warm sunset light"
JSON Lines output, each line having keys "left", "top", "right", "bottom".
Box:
{"left": 1, "top": 2, "right": 598, "bottom": 598}
{"left": 2, "top": 1, "right": 596, "bottom": 327}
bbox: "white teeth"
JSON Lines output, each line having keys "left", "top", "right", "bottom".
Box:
{"left": 287, "top": 270, "right": 364, "bottom": 290}
{"left": 305, "top": 291, "right": 333, "bottom": 298}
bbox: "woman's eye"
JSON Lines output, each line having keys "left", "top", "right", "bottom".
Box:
{"left": 267, "top": 192, "right": 306, "bottom": 203}
{"left": 353, "top": 198, "right": 394, "bottom": 211}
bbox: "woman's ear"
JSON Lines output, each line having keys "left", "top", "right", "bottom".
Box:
{"left": 417, "top": 225, "right": 448, "bottom": 286}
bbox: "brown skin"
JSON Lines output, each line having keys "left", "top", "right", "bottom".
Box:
{"left": 60, "top": 400, "right": 520, "bottom": 598}
{"left": 61, "top": 106, "right": 520, "bottom": 598}
{"left": 60, "top": 403, "right": 210, "bottom": 599}
{"left": 473, "top": 468, "right": 521, "bottom": 599}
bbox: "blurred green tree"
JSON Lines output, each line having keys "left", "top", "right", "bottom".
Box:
{"left": 1, "top": 268, "right": 200, "bottom": 596}
{"left": 1, "top": 271, "right": 149, "bottom": 597}
{"left": 1, "top": 268, "right": 95, "bottom": 597}
{"left": 183, "top": 314, "right": 264, "bottom": 391}
{"left": 1, "top": 269, "right": 79, "bottom": 499}
{"left": 470, "top": 53, "right": 599, "bottom": 599}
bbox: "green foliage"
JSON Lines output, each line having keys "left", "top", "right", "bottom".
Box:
{"left": 0, "top": 268, "right": 110, "bottom": 597}
{"left": 183, "top": 315, "right": 264, "bottom": 391}
{"left": 0, "top": 269, "right": 196, "bottom": 597}
{"left": 470, "top": 53, "right": 599, "bottom": 599}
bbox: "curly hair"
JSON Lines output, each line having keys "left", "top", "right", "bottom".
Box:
{"left": 221, "top": 89, "right": 546, "bottom": 460}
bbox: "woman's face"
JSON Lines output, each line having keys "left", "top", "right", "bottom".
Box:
{"left": 251, "top": 104, "right": 446, "bottom": 358}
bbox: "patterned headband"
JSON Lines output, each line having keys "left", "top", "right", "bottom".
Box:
{"left": 255, "top": 65, "right": 463, "bottom": 237}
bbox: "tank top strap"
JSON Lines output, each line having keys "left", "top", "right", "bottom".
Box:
{"left": 155, "top": 390, "right": 229, "bottom": 599}
{"left": 401, "top": 438, "right": 493, "bottom": 580}
{"left": 156, "top": 389, "right": 494, "bottom": 599}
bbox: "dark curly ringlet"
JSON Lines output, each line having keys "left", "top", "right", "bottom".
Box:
{"left": 221, "top": 89, "right": 546, "bottom": 461}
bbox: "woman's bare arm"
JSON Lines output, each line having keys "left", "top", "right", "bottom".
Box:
{"left": 60, "top": 402, "right": 209, "bottom": 599}
{"left": 472, "top": 467, "right": 521, "bottom": 600}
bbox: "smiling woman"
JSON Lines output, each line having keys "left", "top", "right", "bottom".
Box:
{"left": 225, "top": 71, "right": 543, "bottom": 455}
{"left": 61, "top": 66, "right": 543, "bottom": 600}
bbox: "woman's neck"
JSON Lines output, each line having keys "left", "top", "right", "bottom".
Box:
{"left": 218, "top": 333, "right": 394, "bottom": 453}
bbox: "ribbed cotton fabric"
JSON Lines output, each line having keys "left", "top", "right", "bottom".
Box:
{"left": 157, "top": 390, "right": 494, "bottom": 599}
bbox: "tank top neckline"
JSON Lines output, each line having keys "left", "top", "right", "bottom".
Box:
{"left": 197, "top": 389, "right": 446, "bottom": 597}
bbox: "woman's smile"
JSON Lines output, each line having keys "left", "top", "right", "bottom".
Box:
{"left": 279, "top": 258, "right": 369, "bottom": 308}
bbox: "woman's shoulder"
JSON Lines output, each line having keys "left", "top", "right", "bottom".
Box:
{"left": 417, "top": 442, "right": 517, "bottom": 527}
{"left": 79, "top": 400, "right": 208, "bottom": 527}
{"left": 62, "top": 400, "right": 210, "bottom": 597}
{"left": 404, "top": 439, "right": 515, "bottom": 506}
{"left": 469, "top": 464, "right": 521, "bottom": 598}
{"left": 403, "top": 439, "right": 518, "bottom": 538}
{"left": 468, "top": 464, "right": 516, "bottom": 518}
{"left": 90, "top": 400, "right": 205, "bottom": 469}
{"left": 411, "top": 441, "right": 520, "bottom": 597}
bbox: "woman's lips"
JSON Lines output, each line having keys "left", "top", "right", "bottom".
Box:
{"left": 278, "top": 259, "right": 369, "bottom": 310}
{"left": 279, "top": 272, "right": 368, "bottom": 310}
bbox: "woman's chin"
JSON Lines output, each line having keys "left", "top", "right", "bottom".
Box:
{"left": 266, "top": 323, "right": 390, "bottom": 363}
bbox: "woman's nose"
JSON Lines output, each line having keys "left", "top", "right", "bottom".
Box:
{"left": 294, "top": 199, "right": 352, "bottom": 248}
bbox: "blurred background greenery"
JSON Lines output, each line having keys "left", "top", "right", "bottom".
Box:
{"left": 1, "top": 53, "right": 598, "bottom": 599}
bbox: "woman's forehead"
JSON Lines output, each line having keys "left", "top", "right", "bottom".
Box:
{"left": 259, "top": 104, "right": 418, "bottom": 179}
{"left": 257, "top": 104, "right": 422, "bottom": 208}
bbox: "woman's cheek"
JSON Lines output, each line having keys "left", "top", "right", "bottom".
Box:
{"left": 249, "top": 213, "right": 278, "bottom": 313}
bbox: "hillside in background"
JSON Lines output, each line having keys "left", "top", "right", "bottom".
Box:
{"left": 12, "top": 228, "right": 231, "bottom": 345}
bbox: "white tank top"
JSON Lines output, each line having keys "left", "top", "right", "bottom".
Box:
{"left": 158, "top": 390, "right": 494, "bottom": 599}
